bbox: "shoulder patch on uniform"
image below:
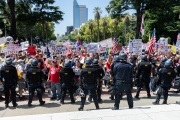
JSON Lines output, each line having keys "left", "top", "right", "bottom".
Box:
{"left": 32, "top": 72, "right": 36, "bottom": 74}
{"left": 167, "top": 72, "right": 171, "bottom": 75}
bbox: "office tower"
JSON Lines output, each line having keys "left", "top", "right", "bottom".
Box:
{"left": 73, "top": 0, "right": 88, "bottom": 29}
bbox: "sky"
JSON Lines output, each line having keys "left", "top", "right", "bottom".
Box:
{"left": 54, "top": 0, "right": 135, "bottom": 36}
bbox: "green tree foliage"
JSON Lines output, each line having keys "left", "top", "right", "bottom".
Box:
{"left": 106, "top": 0, "right": 148, "bottom": 39}
{"left": 0, "top": 0, "right": 64, "bottom": 43}
{"left": 63, "top": 14, "right": 136, "bottom": 45}
{"left": 143, "top": 0, "right": 180, "bottom": 44}
{"left": 93, "top": 7, "right": 102, "bottom": 42}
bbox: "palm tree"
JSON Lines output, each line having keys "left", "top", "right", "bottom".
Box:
{"left": 93, "top": 7, "right": 102, "bottom": 42}
{"left": 102, "top": 18, "right": 107, "bottom": 40}
{"left": 89, "top": 20, "right": 93, "bottom": 42}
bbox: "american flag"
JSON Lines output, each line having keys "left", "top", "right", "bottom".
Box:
{"left": 148, "top": 28, "right": 156, "bottom": 54}
{"left": 111, "top": 38, "right": 118, "bottom": 54}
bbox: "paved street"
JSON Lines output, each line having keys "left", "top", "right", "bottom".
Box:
{"left": 0, "top": 87, "right": 179, "bottom": 118}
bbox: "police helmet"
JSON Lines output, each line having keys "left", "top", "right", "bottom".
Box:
{"left": 85, "top": 57, "right": 92, "bottom": 64}
{"left": 31, "top": 59, "right": 38, "bottom": 66}
{"left": 164, "top": 60, "right": 172, "bottom": 68}
{"left": 114, "top": 56, "right": 120, "bottom": 62}
{"left": 64, "top": 62, "right": 70, "bottom": 68}
{"left": 5, "top": 58, "right": 12, "bottom": 65}
{"left": 141, "top": 55, "right": 147, "bottom": 61}
{"left": 119, "top": 53, "right": 127, "bottom": 60}
{"left": 161, "top": 57, "right": 167, "bottom": 62}
{"left": 93, "top": 59, "right": 98, "bottom": 65}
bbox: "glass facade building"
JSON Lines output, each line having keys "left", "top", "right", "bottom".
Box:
{"left": 73, "top": 0, "right": 88, "bottom": 29}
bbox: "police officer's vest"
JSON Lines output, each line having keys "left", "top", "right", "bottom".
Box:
{"left": 139, "top": 61, "right": 151, "bottom": 77}
{"left": 82, "top": 67, "right": 96, "bottom": 84}
{"left": 27, "top": 67, "right": 42, "bottom": 84}
{"left": 160, "top": 68, "right": 175, "bottom": 87}
{"left": 61, "top": 68, "right": 74, "bottom": 84}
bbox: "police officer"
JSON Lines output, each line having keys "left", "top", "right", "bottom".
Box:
{"left": 0, "top": 58, "right": 18, "bottom": 108}
{"left": 157, "top": 57, "right": 167, "bottom": 72}
{"left": 109, "top": 56, "right": 120, "bottom": 100}
{"left": 60, "top": 62, "right": 75, "bottom": 104}
{"left": 153, "top": 60, "right": 176, "bottom": 105}
{"left": 79, "top": 58, "right": 99, "bottom": 111}
{"left": 112, "top": 53, "right": 133, "bottom": 110}
{"left": 135, "top": 55, "right": 152, "bottom": 99}
{"left": 26, "top": 59, "right": 45, "bottom": 107}
{"left": 92, "top": 59, "right": 105, "bottom": 102}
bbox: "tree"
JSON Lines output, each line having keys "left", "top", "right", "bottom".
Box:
{"left": 29, "top": 0, "right": 64, "bottom": 42}
{"left": 7, "top": 0, "right": 17, "bottom": 40}
{"left": 93, "top": 7, "right": 102, "bottom": 42}
{"left": 106, "top": 0, "right": 148, "bottom": 39}
{"left": 102, "top": 18, "right": 107, "bottom": 40}
{"left": 143, "top": 0, "right": 180, "bottom": 44}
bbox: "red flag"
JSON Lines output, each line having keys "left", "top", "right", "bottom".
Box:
{"left": 148, "top": 28, "right": 156, "bottom": 54}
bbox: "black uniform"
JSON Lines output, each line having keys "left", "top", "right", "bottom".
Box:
{"left": 1, "top": 64, "right": 18, "bottom": 107}
{"left": 135, "top": 60, "right": 152, "bottom": 98}
{"left": 26, "top": 66, "right": 44, "bottom": 105}
{"left": 93, "top": 64, "right": 105, "bottom": 102}
{"left": 79, "top": 65, "right": 99, "bottom": 110}
{"left": 60, "top": 67, "right": 75, "bottom": 103}
{"left": 109, "top": 60, "right": 119, "bottom": 100}
{"left": 156, "top": 68, "right": 176, "bottom": 103}
{"left": 113, "top": 61, "right": 133, "bottom": 109}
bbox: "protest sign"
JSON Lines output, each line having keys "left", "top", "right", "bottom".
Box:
{"left": 159, "top": 37, "right": 168, "bottom": 46}
{"left": 86, "top": 43, "right": 99, "bottom": 54}
{"left": 4, "top": 44, "right": 22, "bottom": 55}
{"left": 21, "top": 41, "right": 29, "bottom": 50}
{"left": 98, "top": 38, "right": 114, "bottom": 48}
{"left": 27, "top": 46, "right": 36, "bottom": 55}
{"left": 158, "top": 46, "right": 171, "bottom": 54}
{"left": 132, "top": 39, "right": 142, "bottom": 55}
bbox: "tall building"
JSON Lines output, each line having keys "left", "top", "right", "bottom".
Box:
{"left": 73, "top": 0, "right": 88, "bottom": 29}
{"left": 66, "top": 26, "right": 73, "bottom": 35}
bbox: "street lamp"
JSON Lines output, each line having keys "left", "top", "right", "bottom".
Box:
{"left": 3, "top": 19, "right": 6, "bottom": 37}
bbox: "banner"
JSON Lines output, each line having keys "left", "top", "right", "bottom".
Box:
{"left": 98, "top": 38, "right": 114, "bottom": 48}
{"left": 158, "top": 46, "right": 171, "bottom": 54}
{"left": 27, "top": 46, "right": 36, "bottom": 55}
{"left": 132, "top": 39, "right": 142, "bottom": 55}
{"left": 3, "top": 44, "right": 22, "bottom": 55}
{"left": 86, "top": 43, "right": 99, "bottom": 54}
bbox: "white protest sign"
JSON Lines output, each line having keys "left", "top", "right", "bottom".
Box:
{"left": 98, "top": 38, "right": 114, "bottom": 48}
{"left": 86, "top": 43, "right": 99, "bottom": 54}
{"left": 132, "top": 39, "right": 142, "bottom": 55}
{"left": 98, "top": 47, "right": 106, "bottom": 53}
{"left": 5, "top": 44, "right": 22, "bottom": 55}
{"left": 0, "top": 37, "right": 6, "bottom": 44}
{"left": 21, "top": 41, "right": 29, "bottom": 50}
{"left": 159, "top": 37, "right": 168, "bottom": 46}
{"left": 158, "top": 46, "right": 171, "bottom": 54}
